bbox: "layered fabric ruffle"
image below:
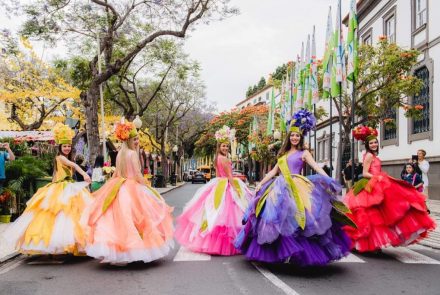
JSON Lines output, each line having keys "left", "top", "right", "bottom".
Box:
{"left": 175, "top": 177, "right": 251, "bottom": 256}
{"left": 344, "top": 172, "right": 436, "bottom": 252}
{"left": 83, "top": 177, "right": 174, "bottom": 263}
{"left": 235, "top": 174, "right": 352, "bottom": 266}
{"left": 3, "top": 181, "right": 93, "bottom": 255}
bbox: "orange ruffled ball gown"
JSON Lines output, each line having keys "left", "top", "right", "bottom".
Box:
{"left": 83, "top": 150, "right": 174, "bottom": 263}
{"left": 3, "top": 157, "right": 93, "bottom": 255}
{"left": 344, "top": 153, "right": 435, "bottom": 252}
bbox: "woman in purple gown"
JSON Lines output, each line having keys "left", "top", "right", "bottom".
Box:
{"left": 235, "top": 110, "right": 355, "bottom": 266}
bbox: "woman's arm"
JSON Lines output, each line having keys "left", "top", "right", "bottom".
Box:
{"left": 130, "top": 151, "right": 149, "bottom": 186}
{"left": 302, "top": 150, "right": 328, "bottom": 177}
{"left": 362, "top": 153, "right": 374, "bottom": 179}
{"left": 58, "top": 156, "right": 91, "bottom": 182}
{"left": 255, "top": 164, "right": 279, "bottom": 192}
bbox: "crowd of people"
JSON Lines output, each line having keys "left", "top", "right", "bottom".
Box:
{"left": 0, "top": 110, "right": 436, "bottom": 267}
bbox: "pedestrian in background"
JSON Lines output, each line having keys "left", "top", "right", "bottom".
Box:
{"left": 91, "top": 155, "right": 105, "bottom": 192}
{"left": 342, "top": 159, "right": 353, "bottom": 189}
{"left": 0, "top": 142, "right": 15, "bottom": 189}
{"left": 74, "top": 154, "right": 87, "bottom": 182}
{"left": 417, "top": 149, "right": 430, "bottom": 198}
{"left": 401, "top": 163, "right": 424, "bottom": 192}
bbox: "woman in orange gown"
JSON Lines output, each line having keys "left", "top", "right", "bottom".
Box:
{"left": 344, "top": 126, "right": 435, "bottom": 252}
{"left": 83, "top": 121, "right": 173, "bottom": 264}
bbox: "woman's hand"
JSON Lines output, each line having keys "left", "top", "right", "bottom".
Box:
{"left": 83, "top": 174, "right": 91, "bottom": 183}
{"left": 255, "top": 183, "right": 262, "bottom": 192}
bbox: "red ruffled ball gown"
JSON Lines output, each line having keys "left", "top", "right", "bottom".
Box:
{"left": 344, "top": 153, "right": 435, "bottom": 252}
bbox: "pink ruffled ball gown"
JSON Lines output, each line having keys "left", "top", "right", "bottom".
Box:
{"left": 83, "top": 150, "right": 174, "bottom": 263}
{"left": 175, "top": 156, "right": 251, "bottom": 255}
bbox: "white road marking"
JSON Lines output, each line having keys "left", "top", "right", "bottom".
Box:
{"left": 252, "top": 262, "right": 300, "bottom": 295}
{"left": 382, "top": 247, "right": 440, "bottom": 264}
{"left": 336, "top": 253, "right": 366, "bottom": 263}
{"left": 0, "top": 257, "right": 25, "bottom": 275}
{"left": 173, "top": 247, "right": 211, "bottom": 262}
{"left": 223, "top": 262, "right": 250, "bottom": 294}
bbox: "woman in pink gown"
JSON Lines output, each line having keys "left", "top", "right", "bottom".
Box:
{"left": 175, "top": 125, "right": 251, "bottom": 255}
{"left": 83, "top": 121, "right": 174, "bottom": 264}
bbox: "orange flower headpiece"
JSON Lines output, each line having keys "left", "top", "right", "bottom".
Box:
{"left": 115, "top": 121, "right": 138, "bottom": 141}
{"left": 53, "top": 123, "right": 75, "bottom": 145}
{"left": 352, "top": 125, "right": 378, "bottom": 142}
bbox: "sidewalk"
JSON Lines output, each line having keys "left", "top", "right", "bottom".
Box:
{"left": 0, "top": 182, "right": 186, "bottom": 264}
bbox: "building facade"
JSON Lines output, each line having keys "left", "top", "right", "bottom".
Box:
{"left": 314, "top": 0, "right": 440, "bottom": 199}
{"left": 235, "top": 84, "right": 276, "bottom": 109}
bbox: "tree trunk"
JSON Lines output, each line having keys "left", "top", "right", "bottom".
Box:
{"left": 81, "top": 85, "right": 101, "bottom": 167}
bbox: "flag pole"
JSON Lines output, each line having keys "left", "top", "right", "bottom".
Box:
{"left": 329, "top": 94, "right": 333, "bottom": 177}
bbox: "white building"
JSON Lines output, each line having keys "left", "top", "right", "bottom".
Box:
{"left": 235, "top": 84, "right": 277, "bottom": 109}
{"left": 314, "top": 0, "right": 440, "bottom": 199}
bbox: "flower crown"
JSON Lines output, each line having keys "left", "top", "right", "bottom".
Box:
{"left": 215, "top": 125, "right": 232, "bottom": 144}
{"left": 115, "top": 121, "right": 138, "bottom": 141}
{"left": 352, "top": 125, "right": 378, "bottom": 142}
{"left": 287, "top": 109, "right": 316, "bottom": 136}
{"left": 53, "top": 123, "right": 75, "bottom": 145}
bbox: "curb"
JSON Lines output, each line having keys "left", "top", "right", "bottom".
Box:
{"left": 159, "top": 182, "right": 186, "bottom": 195}
{"left": 0, "top": 251, "right": 20, "bottom": 265}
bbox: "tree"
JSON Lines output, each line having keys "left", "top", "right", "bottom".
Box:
{"left": 325, "top": 37, "right": 423, "bottom": 177}
{"left": 257, "top": 76, "right": 266, "bottom": 89}
{"left": 0, "top": 36, "right": 80, "bottom": 130}
{"left": 11, "top": 0, "right": 236, "bottom": 165}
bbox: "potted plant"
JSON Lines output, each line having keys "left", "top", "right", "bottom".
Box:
{"left": 0, "top": 188, "right": 13, "bottom": 223}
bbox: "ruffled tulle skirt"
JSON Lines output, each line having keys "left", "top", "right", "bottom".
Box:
{"left": 175, "top": 177, "right": 251, "bottom": 256}
{"left": 235, "top": 174, "right": 352, "bottom": 266}
{"left": 83, "top": 177, "right": 174, "bottom": 263}
{"left": 344, "top": 172, "right": 436, "bottom": 252}
{"left": 3, "top": 181, "right": 93, "bottom": 255}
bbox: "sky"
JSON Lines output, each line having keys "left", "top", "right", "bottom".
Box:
{"left": 0, "top": 0, "right": 349, "bottom": 112}
{"left": 183, "top": 0, "right": 349, "bottom": 111}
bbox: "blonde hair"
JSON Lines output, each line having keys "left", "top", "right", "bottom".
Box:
{"left": 115, "top": 137, "right": 140, "bottom": 178}
{"left": 214, "top": 142, "right": 228, "bottom": 170}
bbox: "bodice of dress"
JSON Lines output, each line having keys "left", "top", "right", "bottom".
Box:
{"left": 364, "top": 153, "right": 382, "bottom": 175}
{"left": 120, "top": 150, "right": 139, "bottom": 179}
{"left": 287, "top": 151, "right": 305, "bottom": 174}
{"left": 216, "top": 156, "right": 231, "bottom": 178}
{"left": 54, "top": 157, "right": 73, "bottom": 182}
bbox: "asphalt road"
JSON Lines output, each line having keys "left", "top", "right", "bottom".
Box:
{"left": 1, "top": 183, "right": 440, "bottom": 295}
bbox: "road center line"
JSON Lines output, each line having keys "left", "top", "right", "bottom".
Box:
{"left": 173, "top": 247, "right": 211, "bottom": 261}
{"left": 252, "top": 262, "right": 300, "bottom": 295}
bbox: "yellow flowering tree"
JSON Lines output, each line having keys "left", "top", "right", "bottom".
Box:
{"left": 0, "top": 37, "right": 81, "bottom": 130}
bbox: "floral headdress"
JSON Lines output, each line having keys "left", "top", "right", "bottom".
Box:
{"left": 115, "top": 121, "right": 138, "bottom": 141}
{"left": 287, "top": 109, "right": 316, "bottom": 136}
{"left": 352, "top": 125, "right": 378, "bottom": 142}
{"left": 215, "top": 125, "right": 232, "bottom": 144}
{"left": 53, "top": 123, "right": 75, "bottom": 145}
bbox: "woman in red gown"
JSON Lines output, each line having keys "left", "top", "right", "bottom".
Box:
{"left": 344, "top": 126, "right": 435, "bottom": 252}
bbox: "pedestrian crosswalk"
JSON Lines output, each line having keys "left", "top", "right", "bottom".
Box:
{"left": 171, "top": 245, "right": 440, "bottom": 265}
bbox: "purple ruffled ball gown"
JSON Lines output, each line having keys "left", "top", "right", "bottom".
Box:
{"left": 235, "top": 151, "right": 352, "bottom": 266}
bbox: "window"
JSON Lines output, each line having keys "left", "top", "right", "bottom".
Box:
{"left": 362, "top": 28, "right": 373, "bottom": 45}
{"left": 266, "top": 92, "right": 269, "bottom": 100}
{"left": 415, "top": 0, "right": 427, "bottom": 29}
{"left": 385, "top": 14, "right": 396, "bottom": 43}
{"left": 258, "top": 96, "right": 262, "bottom": 102}
{"left": 412, "top": 66, "right": 430, "bottom": 134}
{"left": 383, "top": 108, "right": 397, "bottom": 140}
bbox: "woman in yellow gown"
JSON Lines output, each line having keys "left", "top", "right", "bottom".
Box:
{"left": 4, "top": 124, "right": 92, "bottom": 255}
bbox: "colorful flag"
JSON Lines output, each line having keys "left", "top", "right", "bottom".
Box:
{"left": 279, "top": 79, "right": 287, "bottom": 132}
{"left": 304, "top": 34, "right": 311, "bottom": 109}
{"left": 294, "top": 54, "right": 301, "bottom": 109}
{"left": 311, "top": 25, "right": 319, "bottom": 104}
{"left": 331, "top": 0, "right": 343, "bottom": 97}
{"left": 347, "top": 0, "right": 358, "bottom": 82}
{"left": 322, "top": 6, "right": 333, "bottom": 99}
{"left": 266, "top": 87, "right": 275, "bottom": 135}
{"left": 297, "top": 42, "right": 305, "bottom": 108}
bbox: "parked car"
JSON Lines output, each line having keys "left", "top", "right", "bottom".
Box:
{"left": 232, "top": 170, "right": 247, "bottom": 182}
{"left": 183, "top": 169, "right": 197, "bottom": 182}
{"left": 197, "top": 165, "right": 212, "bottom": 181}
{"left": 192, "top": 171, "right": 206, "bottom": 184}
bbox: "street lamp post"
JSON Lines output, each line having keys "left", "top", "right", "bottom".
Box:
{"left": 171, "top": 144, "right": 178, "bottom": 186}
{"left": 97, "top": 32, "right": 106, "bottom": 161}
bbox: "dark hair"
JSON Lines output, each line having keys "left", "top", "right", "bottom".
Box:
{"left": 277, "top": 131, "right": 304, "bottom": 158}
{"left": 54, "top": 144, "right": 73, "bottom": 174}
{"left": 364, "top": 137, "right": 379, "bottom": 156}
{"left": 214, "top": 141, "right": 229, "bottom": 170}
{"left": 94, "top": 155, "right": 104, "bottom": 168}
